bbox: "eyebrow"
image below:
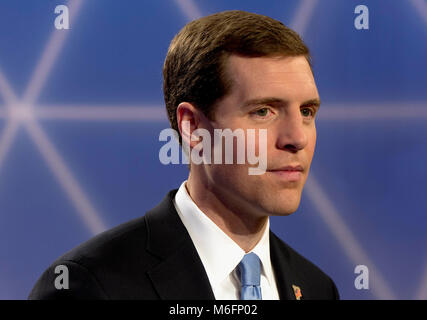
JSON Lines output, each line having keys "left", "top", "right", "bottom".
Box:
{"left": 242, "top": 97, "right": 321, "bottom": 109}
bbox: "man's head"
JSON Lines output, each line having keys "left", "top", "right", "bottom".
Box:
{"left": 163, "top": 10, "right": 319, "bottom": 217}
{"left": 163, "top": 10, "right": 312, "bottom": 144}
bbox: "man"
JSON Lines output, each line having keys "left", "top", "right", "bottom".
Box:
{"left": 29, "top": 10, "right": 339, "bottom": 300}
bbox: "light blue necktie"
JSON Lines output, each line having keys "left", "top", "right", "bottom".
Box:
{"left": 238, "top": 252, "right": 262, "bottom": 300}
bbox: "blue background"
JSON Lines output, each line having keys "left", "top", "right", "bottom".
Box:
{"left": 0, "top": 0, "right": 426, "bottom": 299}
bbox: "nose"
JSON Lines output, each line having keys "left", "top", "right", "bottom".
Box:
{"left": 275, "top": 109, "right": 308, "bottom": 153}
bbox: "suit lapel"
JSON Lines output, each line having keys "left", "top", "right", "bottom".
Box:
{"left": 269, "top": 231, "right": 298, "bottom": 300}
{"left": 144, "top": 189, "right": 303, "bottom": 300}
{"left": 145, "top": 190, "right": 215, "bottom": 300}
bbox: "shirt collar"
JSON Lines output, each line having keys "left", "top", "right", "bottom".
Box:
{"left": 173, "top": 180, "right": 274, "bottom": 289}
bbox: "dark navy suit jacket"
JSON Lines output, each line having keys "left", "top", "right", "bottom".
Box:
{"left": 29, "top": 189, "right": 339, "bottom": 300}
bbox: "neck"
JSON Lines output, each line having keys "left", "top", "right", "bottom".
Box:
{"left": 186, "top": 171, "right": 269, "bottom": 253}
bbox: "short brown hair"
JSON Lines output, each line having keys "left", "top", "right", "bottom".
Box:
{"left": 163, "top": 10, "right": 311, "bottom": 145}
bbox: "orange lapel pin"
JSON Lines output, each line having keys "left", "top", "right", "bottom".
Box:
{"left": 292, "top": 285, "right": 302, "bottom": 300}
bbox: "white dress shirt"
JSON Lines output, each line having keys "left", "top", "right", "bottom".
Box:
{"left": 173, "top": 180, "right": 280, "bottom": 300}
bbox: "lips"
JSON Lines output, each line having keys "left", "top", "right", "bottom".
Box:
{"left": 269, "top": 165, "right": 303, "bottom": 172}
{"left": 267, "top": 165, "right": 303, "bottom": 182}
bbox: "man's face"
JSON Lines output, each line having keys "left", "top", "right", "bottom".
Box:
{"left": 199, "top": 54, "right": 319, "bottom": 218}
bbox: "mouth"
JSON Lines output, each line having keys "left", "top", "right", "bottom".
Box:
{"left": 267, "top": 165, "right": 303, "bottom": 182}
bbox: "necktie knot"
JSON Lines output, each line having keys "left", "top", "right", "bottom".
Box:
{"left": 238, "top": 252, "right": 262, "bottom": 299}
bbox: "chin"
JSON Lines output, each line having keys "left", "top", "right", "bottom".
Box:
{"left": 270, "top": 207, "right": 299, "bottom": 217}
{"left": 265, "top": 194, "right": 301, "bottom": 216}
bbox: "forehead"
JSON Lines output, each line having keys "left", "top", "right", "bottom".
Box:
{"left": 224, "top": 55, "right": 318, "bottom": 103}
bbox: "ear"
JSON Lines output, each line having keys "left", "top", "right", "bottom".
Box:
{"left": 177, "top": 102, "right": 202, "bottom": 149}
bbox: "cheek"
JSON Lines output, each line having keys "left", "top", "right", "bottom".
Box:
{"left": 206, "top": 163, "right": 252, "bottom": 196}
{"left": 307, "top": 127, "right": 317, "bottom": 160}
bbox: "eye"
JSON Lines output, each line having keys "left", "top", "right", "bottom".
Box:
{"left": 254, "top": 108, "right": 270, "bottom": 117}
{"left": 301, "top": 106, "right": 315, "bottom": 118}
